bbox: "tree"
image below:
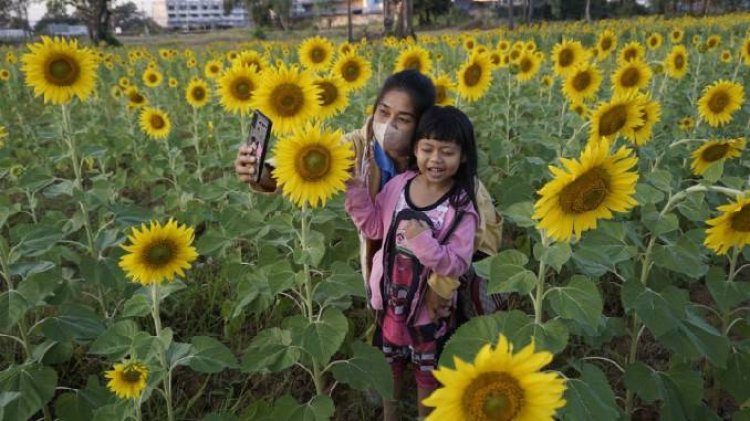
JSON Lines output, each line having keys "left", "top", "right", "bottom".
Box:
{"left": 46, "top": 0, "right": 120, "bottom": 45}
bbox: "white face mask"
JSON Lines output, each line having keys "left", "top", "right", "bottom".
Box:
{"left": 372, "top": 121, "right": 410, "bottom": 155}
{"left": 372, "top": 121, "right": 388, "bottom": 147}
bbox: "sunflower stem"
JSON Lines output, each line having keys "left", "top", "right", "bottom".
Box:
{"left": 192, "top": 107, "right": 203, "bottom": 182}
{"left": 61, "top": 103, "right": 82, "bottom": 191}
{"left": 298, "top": 204, "right": 324, "bottom": 396}
{"left": 151, "top": 284, "right": 175, "bottom": 421}
{"left": 134, "top": 398, "right": 143, "bottom": 421}
{"left": 533, "top": 235, "right": 549, "bottom": 325}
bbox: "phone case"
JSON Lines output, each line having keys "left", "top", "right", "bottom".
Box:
{"left": 247, "top": 110, "right": 273, "bottom": 183}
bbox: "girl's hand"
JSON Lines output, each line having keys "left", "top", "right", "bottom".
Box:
{"left": 404, "top": 219, "right": 430, "bottom": 240}
{"left": 235, "top": 143, "right": 258, "bottom": 184}
{"left": 425, "top": 287, "right": 451, "bottom": 323}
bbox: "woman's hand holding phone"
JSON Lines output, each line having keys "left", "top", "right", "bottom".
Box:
{"left": 235, "top": 143, "right": 259, "bottom": 185}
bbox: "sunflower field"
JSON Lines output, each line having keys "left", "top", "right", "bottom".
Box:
{"left": 2, "top": 11, "right": 750, "bottom": 421}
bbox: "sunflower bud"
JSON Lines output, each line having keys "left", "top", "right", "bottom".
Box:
{"left": 653, "top": 63, "right": 664, "bottom": 74}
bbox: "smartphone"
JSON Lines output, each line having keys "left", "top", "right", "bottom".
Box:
{"left": 246, "top": 110, "right": 273, "bottom": 184}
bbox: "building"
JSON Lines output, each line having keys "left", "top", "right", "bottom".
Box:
{"left": 151, "top": 0, "right": 250, "bottom": 29}
{"left": 291, "top": 0, "right": 382, "bottom": 18}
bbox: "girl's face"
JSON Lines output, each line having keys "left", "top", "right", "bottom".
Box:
{"left": 373, "top": 90, "right": 416, "bottom": 158}
{"left": 414, "top": 138, "right": 463, "bottom": 185}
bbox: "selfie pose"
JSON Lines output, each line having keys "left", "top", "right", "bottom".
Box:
{"left": 345, "top": 106, "right": 480, "bottom": 419}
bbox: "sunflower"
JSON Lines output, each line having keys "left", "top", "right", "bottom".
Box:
{"left": 690, "top": 137, "right": 746, "bottom": 176}
{"left": 542, "top": 75, "right": 554, "bottom": 89}
{"left": 697, "top": 80, "right": 745, "bottom": 127}
{"left": 432, "top": 73, "right": 456, "bottom": 106}
{"left": 110, "top": 85, "right": 122, "bottom": 100}
{"left": 618, "top": 41, "right": 645, "bottom": 64}
{"left": 515, "top": 51, "right": 542, "bottom": 83}
{"left": 142, "top": 68, "right": 162, "bottom": 87}
{"left": 118, "top": 76, "right": 130, "bottom": 88}
{"left": 251, "top": 64, "right": 321, "bottom": 135}
{"left": 125, "top": 87, "right": 148, "bottom": 109}
{"left": 0, "top": 69, "right": 9, "bottom": 81}
{"left": 588, "top": 92, "right": 644, "bottom": 144}
{"left": 562, "top": 62, "right": 602, "bottom": 104}
{"left": 204, "top": 59, "right": 223, "bottom": 79}
{"left": 234, "top": 50, "right": 268, "bottom": 73}
{"left": 393, "top": 44, "right": 432, "bottom": 75}
{"left": 533, "top": 139, "right": 639, "bottom": 242}
{"left": 218, "top": 64, "right": 259, "bottom": 115}
{"left": 119, "top": 218, "right": 198, "bottom": 285}
{"left": 741, "top": 38, "right": 750, "bottom": 66}
{"left": 611, "top": 59, "right": 652, "bottom": 95}
{"left": 0, "top": 125, "right": 7, "bottom": 148}
{"left": 670, "top": 28, "right": 684, "bottom": 44}
{"left": 678, "top": 116, "right": 695, "bottom": 131}
{"left": 332, "top": 52, "right": 372, "bottom": 92}
{"left": 706, "top": 34, "right": 721, "bottom": 50}
{"left": 105, "top": 360, "right": 149, "bottom": 400}
{"left": 551, "top": 39, "right": 588, "bottom": 76}
{"left": 624, "top": 94, "right": 661, "bottom": 146}
{"left": 720, "top": 50, "right": 732, "bottom": 64}
{"left": 664, "top": 45, "right": 688, "bottom": 79}
{"left": 647, "top": 32, "right": 663, "bottom": 50}
{"left": 571, "top": 101, "right": 589, "bottom": 118}
{"left": 298, "top": 36, "right": 335, "bottom": 72}
{"left": 497, "top": 39, "right": 511, "bottom": 53}
{"left": 313, "top": 74, "right": 349, "bottom": 120}
{"left": 139, "top": 107, "right": 171, "bottom": 140}
{"left": 423, "top": 335, "right": 566, "bottom": 421}
{"left": 456, "top": 52, "right": 493, "bottom": 101}
{"left": 186, "top": 78, "right": 210, "bottom": 108}
{"left": 705, "top": 195, "right": 750, "bottom": 255}
{"left": 463, "top": 36, "right": 476, "bottom": 51}
{"left": 272, "top": 123, "right": 354, "bottom": 208}
{"left": 21, "top": 36, "right": 98, "bottom": 104}
{"left": 596, "top": 29, "right": 617, "bottom": 60}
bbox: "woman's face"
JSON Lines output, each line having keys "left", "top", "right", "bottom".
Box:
{"left": 373, "top": 89, "right": 416, "bottom": 159}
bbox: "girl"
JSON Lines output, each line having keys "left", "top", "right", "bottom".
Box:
{"left": 345, "top": 106, "right": 479, "bottom": 420}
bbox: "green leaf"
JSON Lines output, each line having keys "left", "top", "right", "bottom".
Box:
{"left": 702, "top": 159, "right": 724, "bottom": 183}
{"left": 475, "top": 250, "right": 536, "bottom": 295}
{"left": 533, "top": 242, "right": 572, "bottom": 272}
{"left": 647, "top": 170, "right": 672, "bottom": 192}
{"left": 14, "top": 225, "right": 63, "bottom": 257}
{"left": 0, "top": 291, "right": 28, "bottom": 331}
{"left": 624, "top": 362, "right": 661, "bottom": 403}
{"left": 284, "top": 308, "right": 348, "bottom": 366}
{"left": 642, "top": 210, "right": 679, "bottom": 236}
{"left": 314, "top": 262, "right": 365, "bottom": 302}
{"left": 440, "top": 311, "right": 532, "bottom": 368}
{"left": 186, "top": 336, "right": 238, "bottom": 374}
{"left": 16, "top": 271, "right": 63, "bottom": 307}
{"left": 88, "top": 320, "right": 140, "bottom": 358}
{"left": 241, "top": 328, "right": 300, "bottom": 374}
{"left": 294, "top": 230, "right": 326, "bottom": 267}
{"left": 38, "top": 304, "right": 105, "bottom": 342}
{"left": 547, "top": 275, "right": 603, "bottom": 330}
{"left": 518, "top": 318, "right": 569, "bottom": 354}
{"left": 622, "top": 282, "right": 686, "bottom": 337}
{"left": 705, "top": 267, "right": 750, "bottom": 313}
{"left": 55, "top": 392, "right": 93, "bottom": 421}
{"left": 259, "top": 395, "right": 335, "bottom": 421}
{"left": 651, "top": 235, "right": 708, "bottom": 279}
{"left": 121, "top": 294, "right": 151, "bottom": 318}
{"left": 502, "top": 201, "right": 535, "bottom": 228}
{"left": 559, "top": 363, "right": 620, "bottom": 420}
{"left": 635, "top": 183, "right": 665, "bottom": 204}
{"left": 331, "top": 341, "right": 393, "bottom": 400}
{"left": 717, "top": 348, "right": 750, "bottom": 403}
{"left": 0, "top": 363, "right": 58, "bottom": 421}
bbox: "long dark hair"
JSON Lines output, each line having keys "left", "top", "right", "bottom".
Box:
{"left": 410, "top": 105, "right": 478, "bottom": 213}
{"left": 366, "top": 69, "right": 436, "bottom": 144}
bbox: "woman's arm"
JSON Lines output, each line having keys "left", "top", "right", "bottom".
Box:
{"left": 234, "top": 144, "right": 278, "bottom": 193}
{"left": 407, "top": 212, "right": 477, "bottom": 278}
{"left": 344, "top": 179, "right": 387, "bottom": 240}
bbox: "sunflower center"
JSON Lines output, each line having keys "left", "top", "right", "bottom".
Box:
{"left": 519, "top": 58, "right": 532, "bottom": 73}
{"left": 150, "top": 114, "right": 166, "bottom": 130}
{"left": 701, "top": 143, "right": 729, "bottom": 162}
{"left": 130, "top": 92, "right": 145, "bottom": 104}
{"left": 144, "top": 240, "right": 175, "bottom": 266}
{"left": 192, "top": 86, "right": 206, "bottom": 101}
{"left": 462, "top": 372, "right": 524, "bottom": 421}
{"left": 572, "top": 71, "right": 591, "bottom": 91}
{"left": 620, "top": 67, "right": 641, "bottom": 87}
{"left": 122, "top": 366, "right": 143, "bottom": 383}
{"left": 559, "top": 167, "right": 610, "bottom": 214}
{"left": 674, "top": 54, "right": 685, "bottom": 69}
{"left": 231, "top": 77, "right": 254, "bottom": 101}
{"left": 624, "top": 48, "right": 637, "bottom": 61}
{"left": 295, "top": 145, "right": 331, "bottom": 181}
{"left": 558, "top": 48, "right": 574, "bottom": 67}
{"left": 342, "top": 61, "right": 361, "bottom": 82}
{"left": 46, "top": 55, "right": 80, "bottom": 86}
{"left": 210, "top": 65, "right": 219, "bottom": 73}
{"left": 272, "top": 83, "right": 304, "bottom": 117}
{"left": 310, "top": 47, "right": 326, "bottom": 63}
{"left": 490, "top": 54, "right": 501, "bottom": 65}
{"left": 598, "top": 104, "right": 628, "bottom": 136}
{"left": 403, "top": 56, "right": 422, "bottom": 71}
{"left": 601, "top": 38, "right": 612, "bottom": 50}
{"left": 707, "top": 91, "right": 730, "bottom": 113}
{"left": 730, "top": 205, "right": 750, "bottom": 232}
{"left": 436, "top": 86, "right": 447, "bottom": 104}
{"left": 464, "top": 63, "right": 482, "bottom": 86}
{"left": 650, "top": 37, "right": 658, "bottom": 47}
{"left": 148, "top": 74, "right": 157, "bottom": 83}
{"left": 315, "top": 81, "right": 338, "bottom": 106}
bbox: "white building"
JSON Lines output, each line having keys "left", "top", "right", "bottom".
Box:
{"left": 151, "top": 0, "right": 249, "bottom": 29}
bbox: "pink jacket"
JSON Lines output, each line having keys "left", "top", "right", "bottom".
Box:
{"left": 345, "top": 171, "right": 478, "bottom": 311}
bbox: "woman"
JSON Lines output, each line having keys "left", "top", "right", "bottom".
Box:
{"left": 234, "top": 69, "right": 501, "bottom": 288}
